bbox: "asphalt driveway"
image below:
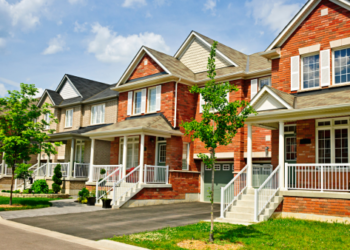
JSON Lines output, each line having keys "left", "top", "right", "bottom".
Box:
{"left": 11, "top": 202, "right": 220, "bottom": 240}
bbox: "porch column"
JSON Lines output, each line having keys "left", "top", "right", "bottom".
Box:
{"left": 279, "top": 121, "right": 285, "bottom": 190}
{"left": 46, "top": 153, "right": 51, "bottom": 177}
{"left": 122, "top": 136, "right": 127, "bottom": 177}
{"left": 247, "top": 124, "right": 253, "bottom": 188}
{"left": 1, "top": 152, "right": 5, "bottom": 175}
{"left": 88, "top": 139, "right": 95, "bottom": 182}
{"left": 69, "top": 139, "right": 75, "bottom": 178}
{"left": 139, "top": 134, "right": 145, "bottom": 184}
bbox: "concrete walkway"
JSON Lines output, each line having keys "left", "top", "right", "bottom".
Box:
{"left": 0, "top": 199, "right": 103, "bottom": 219}
{"left": 12, "top": 202, "right": 220, "bottom": 240}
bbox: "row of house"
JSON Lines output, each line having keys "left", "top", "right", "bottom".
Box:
{"left": 1, "top": 0, "right": 350, "bottom": 224}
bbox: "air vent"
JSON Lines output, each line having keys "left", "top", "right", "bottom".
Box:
{"left": 321, "top": 8, "right": 328, "bottom": 16}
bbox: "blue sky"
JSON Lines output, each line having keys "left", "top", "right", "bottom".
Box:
{"left": 0, "top": 0, "right": 307, "bottom": 97}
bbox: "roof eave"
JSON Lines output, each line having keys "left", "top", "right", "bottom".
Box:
{"left": 259, "top": 49, "right": 281, "bottom": 60}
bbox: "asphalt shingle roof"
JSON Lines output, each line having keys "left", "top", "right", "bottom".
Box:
{"left": 49, "top": 124, "right": 113, "bottom": 137}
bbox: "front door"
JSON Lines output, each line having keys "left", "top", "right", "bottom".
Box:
{"left": 157, "top": 143, "right": 167, "bottom": 166}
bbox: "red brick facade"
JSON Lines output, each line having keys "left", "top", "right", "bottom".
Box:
{"left": 275, "top": 196, "right": 350, "bottom": 218}
{"left": 128, "top": 54, "right": 164, "bottom": 81}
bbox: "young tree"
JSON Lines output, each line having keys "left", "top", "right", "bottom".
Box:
{"left": 52, "top": 164, "right": 63, "bottom": 194}
{"left": 14, "top": 163, "right": 33, "bottom": 190}
{"left": 181, "top": 41, "right": 255, "bottom": 242}
{"left": 0, "top": 83, "right": 60, "bottom": 205}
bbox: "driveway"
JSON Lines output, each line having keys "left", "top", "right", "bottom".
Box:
{"left": 12, "top": 202, "right": 220, "bottom": 240}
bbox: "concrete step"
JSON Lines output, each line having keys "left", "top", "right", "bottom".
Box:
{"left": 215, "top": 217, "right": 253, "bottom": 226}
{"left": 235, "top": 199, "right": 254, "bottom": 207}
{"left": 241, "top": 194, "right": 255, "bottom": 201}
{"left": 226, "top": 211, "right": 254, "bottom": 221}
{"left": 246, "top": 188, "right": 256, "bottom": 195}
{"left": 230, "top": 206, "right": 254, "bottom": 214}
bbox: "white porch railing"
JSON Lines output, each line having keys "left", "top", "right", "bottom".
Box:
{"left": 95, "top": 165, "right": 123, "bottom": 203}
{"left": 4, "top": 164, "right": 13, "bottom": 175}
{"left": 254, "top": 165, "right": 280, "bottom": 222}
{"left": 144, "top": 165, "right": 169, "bottom": 184}
{"left": 253, "top": 165, "right": 273, "bottom": 187}
{"left": 113, "top": 166, "right": 141, "bottom": 206}
{"left": 48, "top": 163, "right": 70, "bottom": 177}
{"left": 285, "top": 163, "right": 350, "bottom": 192}
{"left": 34, "top": 164, "right": 47, "bottom": 177}
{"left": 220, "top": 165, "right": 248, "bottom": 218}
{"left": 74, "top": 163, "right": 90, "bottom": 178}
{"left": 92, "top": 165, "right": 122, "bottom": 182}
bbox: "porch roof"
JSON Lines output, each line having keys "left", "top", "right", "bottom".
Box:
{"left": 47, "top": 123, "right": 112, "bottom": 141}
{"left": 82, "top": 113, "right": 183, "bottom": 140}
{"left": 247, "top": 85, "right": 350, "bottom": 124}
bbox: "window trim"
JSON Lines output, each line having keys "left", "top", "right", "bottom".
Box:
{"left": 133, "top": 90, "right": 143, "bottom": 115}
{"left": 45, "top": 113, "right": 50, "bottom": 130}
{"left": 284, "top": 124, "right": 296, "bottom": 135}
{"left": 259, "top": 77, "right": 271, "bottom": 90}
{"left": 301, "top": 52, "right": 320, "bottom": 90}
{"left": 332, "top": 46, "right": 350, "bottom": 87}
{"left": 316, "top": 117, "right": 350, "bottom": 164}
{"left": 285, "top": 136, "right": 297, "bottom": 161}
{"left": 118, "top": 136, "right": 140, "bottom": 168}
{"left": 222, "top": 164, "right": 230, "bottom": 171}
{"left": 91, "top": 104, "right": 105, "bottom": 125}
{"left": 65, "top": 109, "right": 73, "bottom": 128}
{"left": 147, "top": 87, "right": 157, "bottom": 113}
{"left": 182, "top": 142, "right": 190, "bottom": 171}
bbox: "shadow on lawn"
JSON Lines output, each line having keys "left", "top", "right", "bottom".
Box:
{"left": 218, "top": 225, "right": 270, "bottom": 241}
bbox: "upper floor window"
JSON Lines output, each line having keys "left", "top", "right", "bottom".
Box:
{"left": 302, "top": 54, "right": 319, "bottom": 89}
{"left": 44, "top": 113, "right": 50, "bottom": 130}
{"left": 91, "top": 104, "right": 105, "bottom": 125}
{"left": 134, "top": 90, "right": 142, "bottom": 115}
{"left": 334, "top": 48, "right": 350, "bottom": 85}
{"left": 259, "top": 77, "right": 271, "bottom": 90}
{"left": 65, "top": 109, "right": 73, "bottom": 128}
{"left": 148, "top": 88, "right": 157, "bottom": 112}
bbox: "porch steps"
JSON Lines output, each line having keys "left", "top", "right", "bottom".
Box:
{"left": 216, "top": 188, "right": 283, "bottom": 225}
{"left": 112, "top": 182, "right": 144, "bottom": 209}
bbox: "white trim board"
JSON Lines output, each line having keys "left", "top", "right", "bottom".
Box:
{"left": 249, "top": 86, "right": 294, "bottom": 110}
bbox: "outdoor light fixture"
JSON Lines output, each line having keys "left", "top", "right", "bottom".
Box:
{"left": 265, "top": 147, "right": 269, "bottom": 157}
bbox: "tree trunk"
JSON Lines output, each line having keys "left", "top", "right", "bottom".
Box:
{"left": 9, "top": 164, "right": 15, "bottom": 206}
{"left": 209, "top": 148, "right": 215, "bottom": 242}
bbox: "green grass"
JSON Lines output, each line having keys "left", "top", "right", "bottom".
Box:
{"left": 110, "top": 219, "right": 350, "bottom": 249}
{"left": 0, "top": 196, "right": 57, "bottom": 211}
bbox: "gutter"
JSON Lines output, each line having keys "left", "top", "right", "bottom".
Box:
{"left": 82, "top": 127, "right": 183, "bottom": 138}
{"left": 173, "top": 77, "right": 181, "bottom": 128}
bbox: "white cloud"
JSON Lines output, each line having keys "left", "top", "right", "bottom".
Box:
{"left": 0, "top": 77, "right": 19, "bottom": 88}
{"left": 203, "top": 0, "right": 217, "bottom": 15}
{"left": 0, "top": 38, "right": 5, "bottom": 48}
{"left": 87, "top": 23, "right": 170, "bottom": 63}
{"left": 74, "top": 21, "right": 88, "bottom": 32}
{"left": 246, "top": 0, "right": 302, "bottom": 33}
{"left": 145, "top": 12, "right": 152, "bottom": 18}
{"left": 42, "top": 35, "right": 67, "bottom": 55}
{"left": 34, "top": 87, "right": 44, "bottom": 98}
{"left": 0, "top": 0, "right": 51, "bottom": 30}
{"left": 122, "top": 0, "right": 147, "bottom": 8}
{"left": 0, "top": 83, "right": 7, "bottom": 97}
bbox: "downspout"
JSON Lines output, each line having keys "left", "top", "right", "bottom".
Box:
{"left": 173, "top": 78, "right": 182, "bottom": 128}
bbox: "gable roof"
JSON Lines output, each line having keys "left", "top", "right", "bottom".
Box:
{"left": 265, "top": 0, "right": 350, "bottom": 51}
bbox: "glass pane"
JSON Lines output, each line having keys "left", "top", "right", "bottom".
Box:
{"left": 303, "top": 55, "right": 320, "bottom": 89}
{"left": 149, "top": 88, "right": 157, "bottom": 112}
{"left": 182, "top": 144, "right": 188, "bottom": 170}
{"left": 159, "top": 144, "right": 166, "bottom": 163}
{"left": 334, "top": 49, "right": 350, "bottom": 84}
{"left": 134, "top": 92, "right": 142, "bottom": 114}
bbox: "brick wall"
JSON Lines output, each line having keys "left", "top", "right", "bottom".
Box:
{"left": 110, "top": 137, "right": 119, "bottom": 165}
{"left": 128, "top": 54, "right": 165, "bottom": 81}
{"left": 144, "top": 136, "right": 156, "bottom": 165}
{"left": 275, "top": 196, "right": 350, "bottom": 218}
{"left": 133, "top": 172, "right": 200, "bottom": 200}
{"left": 272, "top": 0, "right": 350, "bottom": 93}
{"left": 297, "top": 119, "right": 316, "bottom": 163}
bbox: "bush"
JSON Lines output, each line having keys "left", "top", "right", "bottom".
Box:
{"left": 13, "top": 190, "right": 20, "bottom": 193}
{"left": 23, "top": 189, "right": 31, "bottom": 194}
{"left": 52, "top": 164, "right": 62, "bottom": 194}
{"left": 31, "top": 179, "right": 49, "bottom": 194}
{"left": 78, "top": 188, "right": 89, "bottom": 203}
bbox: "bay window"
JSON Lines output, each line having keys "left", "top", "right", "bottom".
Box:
{"left": 65, "top": 109, "right": 73, "bottom": 127}
{"left": 91, "top": 104, "right": 105, "bottom": 125}
{"left": 302, "top": 54, "right": 320, "bottom": 89}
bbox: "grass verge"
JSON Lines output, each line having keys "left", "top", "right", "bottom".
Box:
{"left": 110, "top": 218, "right": 350, "bottom": 249}
{"left": 0, "top": 196, "right": 57, "bottom": 211}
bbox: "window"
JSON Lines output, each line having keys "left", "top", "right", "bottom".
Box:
{"left": 285, "top": 137, "right": 297, "bottom": 161}
{"left": 44, "top": 113, "right": 50, "bottom": 130}
{"left": 259, "top": 77, "right": 271, "bottom": 90}
{"left": 75, "top": 140, "right": 85, "bottom": 163}
{"left": 214, "top": 164, "right": 221, "bottom": 171}
{"left": 148, "top": 88, "right": 157, "bottom": 112}
{"left": 334, "top": 48, "right": 350, "bottom": 84}
{"left": 182, "top": 143, "right": 189, "bottom": 170}
{"left": 302, "top": 54, "right": 320, "bottom": 89}
{"left": 159, "top": 144, "right": 166, "bottom": 163}
{"left": 223, "top": 164, "right": 230, "bottom": 171}
{"left": 284, "top": 125, "right": 296, "bottom": 134}
{"left": 65, "top": 109, "right": 73, "bottom": 127}
{"left": 205, "top": 165, "right": 211, "bottom": 171}
{"left": 119, "top": 137, "right": 140, "bottom": 169}
{"left": 317, "top": 118, "right": 349, "bottom": 164}
{"left": 134, "top": 91, "right": 142, "bottom": 114}
{"left": 91, "top": 104, "right": 105, "bottom": 125}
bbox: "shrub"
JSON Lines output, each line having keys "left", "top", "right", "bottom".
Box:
{"left": 78, "top": 188, "right": 89, "bottom": 203}
{"left": 23, "top": 189, "right": 31, "bottom": 194}
{"left": 31, "top": 179, "right": 49, "bottom": 194}
{"left": 52, "top": 164, "right": 63, "bottom": 194}
{"left": 13, "top": 190, "right": 20, "bottom": 194}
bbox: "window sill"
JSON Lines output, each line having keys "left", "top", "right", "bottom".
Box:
{"left": 297, "top": 87, "right": 322, "bottom": 93}
{"left": 329, "top": 82, "right": 350, "bottom": 88}
{"left": 130, "top": 111, "right": 159, "bottom": 117}
{"left": 90, "top": 122, "right": 105, "bottom": 126}
{"left": 64, "top": 126, "right": 73, "bottom": 129}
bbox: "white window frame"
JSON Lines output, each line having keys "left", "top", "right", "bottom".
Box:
{"left": 119, "top": 136, "right": 140, "bottom": 168}
{"left": 285, "top": 136, "right": 297, "bottom": 161}
{"left": 65, "top": 109, "right": 73, "bottom": 128}
{"left": 332, "top": 46, "right": 350, "bottom": 87}
{"left": 316, "top": 117, "right": 350, "bottom": 164}
{"left": 214, "top": 164, "right": 221, "bottom": 171}
{"left": 284, "top": 124, "right": 296, "bottom": 135}
{"left": 205, "top": 165, "right": 211, "bottom": 171}
{"left": 147, "top": 87, "right": 157, "bottom": 113}
{"left": 182, "top": 142, "right": 190, "bottom": 171}
{"left": 75, "top": 140, "right": 85, "bottom": 163}
{"left": 222, "top": 164, "right": 230, "bottom": 171}
{"left": 133, "top": 90, "right": 142, "bottom": 115}
{"left": 45, "top": 113, "right": 50, "bottom": 130}
{"left": 301, "top": 52, "right": 320, "bottom": 90}
{"left": 91, "top": 104, "right": 105, "bottom": 125}
{"left": 259, "top": 77, "right": 271, "bottom": 90}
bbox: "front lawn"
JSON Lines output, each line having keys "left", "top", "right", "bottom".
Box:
{"left": 110, "top": 218, "right": 350, "bottom": 249}
{"left": 0, "top": 196, "right": 57, "bottom": 211}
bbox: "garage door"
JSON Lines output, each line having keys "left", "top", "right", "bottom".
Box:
{"left": 204, "top": 163, "right": 234, "bottom": 203}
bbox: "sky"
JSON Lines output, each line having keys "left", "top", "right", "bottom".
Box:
{"left": 0, "top": 0, "right": 308, "bottom": 97}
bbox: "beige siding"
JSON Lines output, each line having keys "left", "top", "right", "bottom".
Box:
{"left": 82, "top": 100, "right": 118, "bottom": 127}
{"left": 179, "top": 37, "right": 231, "bottom": 73}
{"left": 59, "top": 80, "right": 79, "bottom": 99}
{"left": 94, "top": 140, "right": 111, "bottom": 165}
